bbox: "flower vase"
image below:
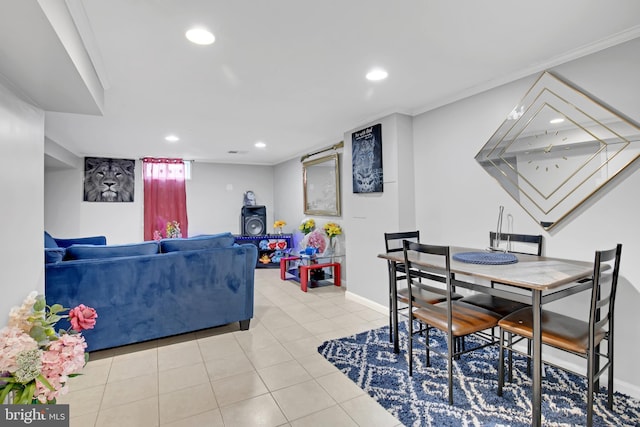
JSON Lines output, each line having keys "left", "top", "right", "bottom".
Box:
{"left": 325, "top": 238, "right": 336, "bottom": 258}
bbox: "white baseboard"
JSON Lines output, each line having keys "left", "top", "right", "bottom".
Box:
{"left": 343, "top": 292, "right": 640, "bottom": 400}
{"left": 345, "top": 290, "right": 388, "bottom": 315}
{"left": 537, "top": 351, "right": 640, "bottom": 400}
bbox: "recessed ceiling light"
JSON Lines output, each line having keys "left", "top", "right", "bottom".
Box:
{"left": 185, "top": 27, "right": 215, "bottom": 45}
{"left": 165, "top": 134, "right": 180, "bottom": 142}
{"left": 366, "top": 68, "right": 388, "bottom": 81}
{"left": 549, "top": 118, "right": 565, "bottom": 124}
{"left": 254, "top": 141, "right": 266, "bottom": 148}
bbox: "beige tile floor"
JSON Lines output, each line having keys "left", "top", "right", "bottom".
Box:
{"left": 58, "top": 268, "right": 403, "bottom": 427}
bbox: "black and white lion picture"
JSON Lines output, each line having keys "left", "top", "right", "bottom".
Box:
{"left": 83, "top": 157, "right": 135, "bottom": 202}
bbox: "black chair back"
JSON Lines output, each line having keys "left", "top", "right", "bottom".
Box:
{"left": 489, "top": 232, "right": 543, "bottom": 256}
{"left": 385, "top": 231, "right": 420, "bottom": 253}
{"left": 590, "top": 244, "right": 622, "bottom": 361}
{"left": 402, "top": 240, "right": 451, "bottom": 304}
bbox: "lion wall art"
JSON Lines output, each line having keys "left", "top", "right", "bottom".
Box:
{"left": 83, "top": 157, "right": 135, "bottom": 202}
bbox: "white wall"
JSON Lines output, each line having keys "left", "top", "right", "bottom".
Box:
{"left": 342, "top": 113, "right": 414, "bottom": 308}
{"left": 0, "top": 79, "right": 45, "bottom": 327}
{"left": 45, "top": 160, "right": 143, "bottom": 244}
{"left": 273, "top": 157, "right": 304, "bottom": 235}
{"left": 187, "top": 162, "right": 274, "bottom": 236}
{"left": 45, "top": 160, "right": 275, "bottom": 243}
{"left": 412, "top": 37, "right": 640, "bottom": 396}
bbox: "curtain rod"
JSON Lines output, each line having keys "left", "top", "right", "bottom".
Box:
{"left": 138, "top": 157, "right": 195, "bottom": 162}
{"left": 300, "top": 141, "right": 344, "bottom": 162}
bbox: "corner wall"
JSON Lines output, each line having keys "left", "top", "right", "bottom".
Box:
{"left": 0, "top": 79, "right": 45, "bottom": 327}
{"left": 342, "top": 113, "right": 414, "bottom": 308}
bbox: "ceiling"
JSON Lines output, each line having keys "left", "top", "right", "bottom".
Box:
{"left": 5, "top": 1, "right": 640, "bottom": 166}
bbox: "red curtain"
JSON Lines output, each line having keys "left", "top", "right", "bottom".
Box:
{"left": 143, "top": 158, "right": 188, "bottom": 240}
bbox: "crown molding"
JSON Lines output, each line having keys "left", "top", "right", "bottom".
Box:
{"left": 413, "top": 25, "right": 640, "bottom": 117}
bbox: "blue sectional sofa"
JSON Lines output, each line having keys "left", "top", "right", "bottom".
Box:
{"left": 44, "top": 232, "right": 258, "bottom": 351}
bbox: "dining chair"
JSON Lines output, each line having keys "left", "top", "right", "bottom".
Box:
{"left": 403, "top": 240, "right": 501, "bottom": 405}
{"left": 462, "top": 232, "right": 543, "bottom": 314}
{"left": 497, "top": 244, "right": 622, "bottom": 427}
{"left": 459, "top": 232, "right": 543, "bottom": 376}
{"left": 384, "top": 231, "right": 461, "bottom": 343}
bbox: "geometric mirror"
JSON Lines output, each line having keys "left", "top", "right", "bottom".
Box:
{"left": 476, "top": 71, "right": 640, "bottom": 230}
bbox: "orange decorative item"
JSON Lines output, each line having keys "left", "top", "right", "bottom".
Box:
{"left": 259, "top": 254, "right": 271, "bottom": 264}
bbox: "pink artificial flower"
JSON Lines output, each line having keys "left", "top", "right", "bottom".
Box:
{"left": 0, "top": 326, "right": 38, "bottom": 373}
{"left": 306, "top": 230, "right": 327, "bottom": 254}
{"left": 7, "top": 291, "right": 39, "bottom": 333}
{"left": 36, "top": 334, "right": 87, "bottom": 403}
{"left": 68, "top": 304, "right": 98, "bottom": 332}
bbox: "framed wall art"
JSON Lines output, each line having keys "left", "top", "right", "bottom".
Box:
{"left": 83, "top": 157, "right": 135, "bottom": 202}
{"left": 303, "top": 153, "right": 341, "bottom": 216}
{"left": 352, "top": 123, "right": 383, "bottom": 193}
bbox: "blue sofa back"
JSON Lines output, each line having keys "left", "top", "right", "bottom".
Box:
{"left": 45, "top": 231, "right": 107, "bottom": 248}
{"left": 45, "top": 241, "right": 257, "bottom": 351}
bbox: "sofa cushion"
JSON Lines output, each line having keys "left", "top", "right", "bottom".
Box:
{"left": 160, "top": 233, "right": 235, "bottom": 253}
{"left": 54, "top": 235, "right": 107, "bottom": 248}
{"left": 44, "top": 232, "right": 59, "bottom": 248}
{"left": 65, "top": 241, "right": 159, "bottom": 260}
{"left": 45, "top": 248, "right": 65, "bottom": 264}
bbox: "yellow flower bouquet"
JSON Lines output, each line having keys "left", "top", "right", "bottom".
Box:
{"left": 273, "top": 220, "right": 286, "bottom": 234}
{"left": 323, "top": 222, "right": 342, "bottom": 239}
{"left": 299, "top": 219, "right": 315, "bottom": 235}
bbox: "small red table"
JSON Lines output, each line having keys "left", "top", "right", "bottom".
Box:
{"left": 280, "top": 255, "right": 341, "bottom": 292}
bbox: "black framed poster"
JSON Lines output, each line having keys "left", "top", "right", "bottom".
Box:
{"left": 83, "top": 157, "right": 135, "bottom": 202}
{"left": 352, "top": 123, "right": 383, "bottom": 193}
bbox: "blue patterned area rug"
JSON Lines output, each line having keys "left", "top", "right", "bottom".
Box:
{"left": 318, "top": 322, "right": 640, "bottom": 427}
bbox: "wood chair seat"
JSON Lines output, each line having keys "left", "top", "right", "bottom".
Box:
{"left": 498, "top": 307, "right": 607, "bottom": 354}
{"left": 414, "top": 301, "right": 501, "bottom": 337}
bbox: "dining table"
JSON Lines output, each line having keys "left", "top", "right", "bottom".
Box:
{"left": 378, "top": 246, "right": 596, "bottom": 427}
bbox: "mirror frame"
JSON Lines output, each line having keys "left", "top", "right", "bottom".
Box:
{"left": 303, "top": 153, "right": 341, "bottom": 216}
{"left": 476, "top": 71, "right": 640, "bottom": 230}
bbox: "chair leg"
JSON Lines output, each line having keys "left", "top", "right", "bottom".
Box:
{"left": 447, "top": 332, "right": 454, "bottom": 405}
{"left": 594, "top": 342, "right": 601, "bottom": 391}
{"left": 388, "top": 299, "right": 393, "bottom": 343}
{"left": 608, "top": 337, "right": 614, "bottom": 409}
{"left": 587, "top": 346, "right": 595, "bottom": 427}
{"left": 507, "top": 332, "right": 513, "bottom": 383}
{"left": 453, "top": 337, "right": 459, "bottom": 360}
{"left": 526, "top": 339, "right": 532, "bottom": 376}
{"left": 454, "top": 336, "right": 465, "bottom": 360}
{"left": 498, "top": 328, "right": 505, "bottom": 396}
{"left": 425, "top": 326, "right": 431, "bottom": 367}
{"left": 408, "top": 315, "right": 414, "bottom": 376}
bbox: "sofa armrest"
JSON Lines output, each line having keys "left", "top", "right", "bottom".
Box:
{"left": 54, "top": 235, "right": 107, "bottom": 248}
